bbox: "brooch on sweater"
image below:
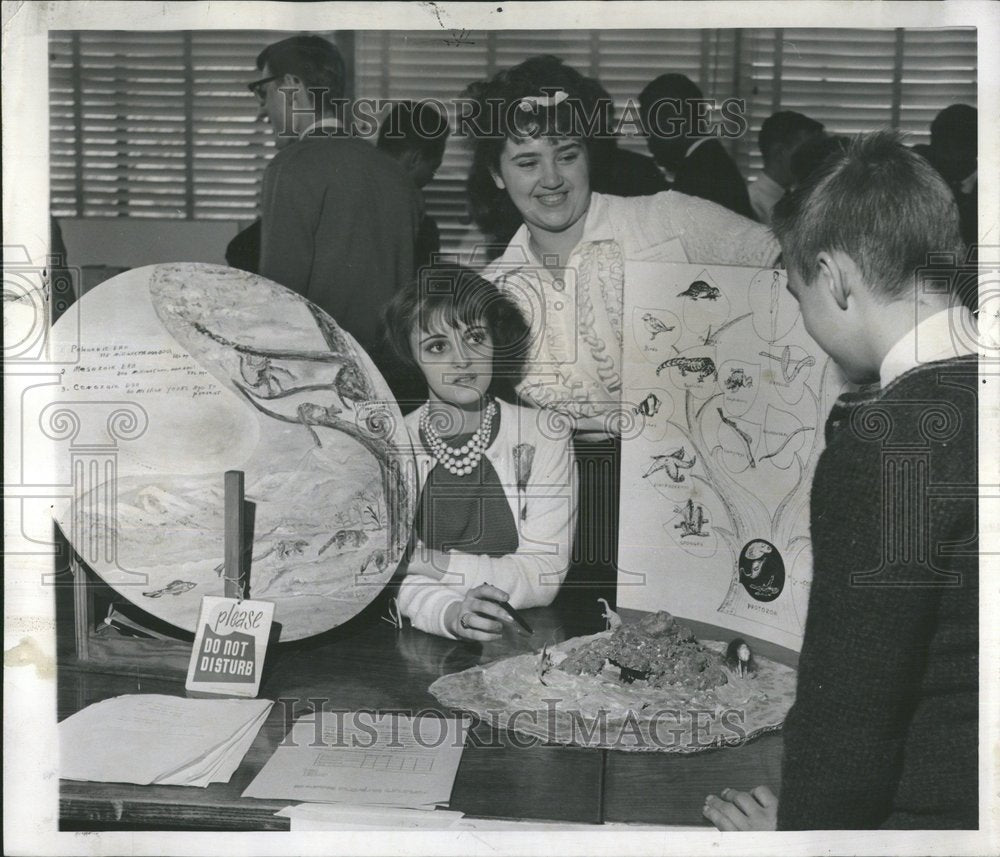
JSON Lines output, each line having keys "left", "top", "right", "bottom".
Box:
{"left": 513, "top": 443, "right": 536, "bottom": 521}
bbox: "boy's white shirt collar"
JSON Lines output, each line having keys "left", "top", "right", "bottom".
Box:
{"left": 751, "top": 171, "right": 784, "bottom": 199}
{"left": 879, "top": 305, "right": 977, "bottom": 388}
{"left": 684, "top": 136, "right": 712, "bottom": 158}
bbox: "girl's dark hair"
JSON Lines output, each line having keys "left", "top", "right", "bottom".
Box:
{"left": 382, "top": 266, "right": 532, "bottom": 402}
{"left": 463, "top": 55, "right": 609, "bottom": 246}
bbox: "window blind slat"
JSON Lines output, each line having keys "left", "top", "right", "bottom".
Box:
{"left": 51, "top": 27, "right": 978, "bottom": 232}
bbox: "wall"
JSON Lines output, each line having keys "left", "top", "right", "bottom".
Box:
{"left": 58, "top": 217, "right": 243, "bottom": 269}
{"left": 56, "top": 218, "right": 245, "bottom": 296}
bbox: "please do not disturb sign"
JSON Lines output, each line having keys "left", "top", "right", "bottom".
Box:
{"left": 185, "top": 596, "right": 275, "bottom": 697}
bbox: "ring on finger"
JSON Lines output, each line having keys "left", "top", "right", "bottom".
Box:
{"left": 460, "top": 612, "right": 473, "bottom": 630}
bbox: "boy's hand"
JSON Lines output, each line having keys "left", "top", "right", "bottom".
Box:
{"left": 703, "top": 785, "right": 778, "bottom": 831}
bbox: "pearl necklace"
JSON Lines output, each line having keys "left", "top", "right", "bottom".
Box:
{"left": 419, "top": 400, "right": 496, "bottom": 477}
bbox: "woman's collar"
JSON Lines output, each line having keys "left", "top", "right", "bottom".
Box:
{"left": 502, "top": 192, "right": 615, "bottom": 269}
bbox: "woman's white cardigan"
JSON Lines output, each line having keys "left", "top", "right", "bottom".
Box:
{"left": 396, "top": 398, "right": 577, "bottom": 639}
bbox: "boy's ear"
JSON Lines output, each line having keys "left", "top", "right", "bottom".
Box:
{"left": 489, "top": 167, "right": 506, "bottom": 191}
{"left": 282, "top": 74, "right": 307, "bottom": 105}
{"left": 816, "top": 251, "right": 851, "bottom": 311}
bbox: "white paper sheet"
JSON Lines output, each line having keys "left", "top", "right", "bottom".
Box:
{"left": 278, "top": 803, "right": 707, "bottom": 832}
{"left": 277, "top": 803, "right": 466, "bottom": 830}
{"left": 59, "top": 694, "right": 272, "bottom": 787}
{"left": 243, "top": 712, "right": 469, "bottom": 808}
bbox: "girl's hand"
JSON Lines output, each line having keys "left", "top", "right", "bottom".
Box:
{"left": 702, "top": 786, "right": 778, "bottom": 831}
{"left": 444, "top": 583, "right": 514, "bottom": 641}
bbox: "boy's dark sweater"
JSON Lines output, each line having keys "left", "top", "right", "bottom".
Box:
{"left": 778, "top": 356, "right": 978, "bottom": 830}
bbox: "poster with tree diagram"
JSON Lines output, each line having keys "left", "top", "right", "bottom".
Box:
{"left": 617, "top": 261, "right": 849, "bottom": 651}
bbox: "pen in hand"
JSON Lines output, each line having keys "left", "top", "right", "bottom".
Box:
{"left": 497, "top": 600, "right": 534, "bottom": 635}
{"left": 482, "top": 583, "right": 533, "bottom": 635}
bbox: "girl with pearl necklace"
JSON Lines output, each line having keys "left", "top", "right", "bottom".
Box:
{"left": 383, "top": 267, "right": 577, "bottom": 642}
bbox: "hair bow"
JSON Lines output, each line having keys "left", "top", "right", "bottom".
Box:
{"left": 517, "top": 90, "right": 569, "bottom": 112}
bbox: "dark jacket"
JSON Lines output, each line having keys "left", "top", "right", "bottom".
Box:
{"left": 259, "top": 135, "right": 422, "bottom": 356}
{"left": 672, "top": 139, "right": 754, "bottom": 220}
{"left": 778, "top": 357, "right": 979, "bottom": 829}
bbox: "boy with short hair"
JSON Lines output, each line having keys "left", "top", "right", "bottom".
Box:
{"left": 253, "top": 35, "right": 422, "bottom": 358}
{"left": 704, "top": 131, "right": 978, "bottom": 830}
{"left": 377, "top": 100, "right": 451, "bottom": 269}
{"left": 748, "top": 110, "right": 825, "bottom": 224}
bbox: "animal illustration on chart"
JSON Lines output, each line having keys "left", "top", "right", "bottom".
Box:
{"left": 678, "top": 279, "right": 721, "bottom": 301}
{"left": 717, "top": 408, "right": 757, "bottom": 468}
{"left": 656, "top": 355, "right": 717, "bottom": 382}
{"left": 643, "top": 446, "right": 697, "bottom": 482}
{"left": 633, "top": 392, "right": 661, "bottom": 417}
{"left": 332, "top": 362, "right": 370, "bottom": 408}
{"left": 758, "top": 346, "right": 816, "bottom": 384}
{"left": 259, "top": 538, "right": 308, "bottom": 561}
{"left": 674, "top": 498, "right": 710, "bottom": 538}
{"left": 239, "top": 353, "right": 295, "bottom": 396}
{"left": 212, "top": 536, "right": 309, "bottom": 577}
{"left": 318, "top": 528, "right": 369, "bottom": 556}
{"left": 142, "top": 579, "right": 196, "bottom": 598}
{"left": 641, "top": 312, "right": 675, "bottom": 340}
{"left": 197, "top": 321, "right": 375, "bottom": 450}
{"left": 759, "top": 424, "right": 815, "bottom": 465}
{"left": 769, "top": 270, "right": 781, "bottom": 342}
{"left": 724, "top": 368, "right": 754, "bottom": 391}
{"left": 359, "top": 548, "right": 388, "bottom": 576}
{"left": 738, "top": 539, "right": 784, "bottom": 601}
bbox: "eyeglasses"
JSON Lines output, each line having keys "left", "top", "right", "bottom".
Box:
{"left": 247, "top": 75, "right": 280, "bottom": 99}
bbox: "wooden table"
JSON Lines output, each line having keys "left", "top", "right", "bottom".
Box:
{"left": 58, "top": 588, "right": 795, "bottom": 830}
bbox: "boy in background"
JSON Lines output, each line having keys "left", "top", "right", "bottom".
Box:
{"left": 747, "top": 110, "right": 825, "bottom": 224}
{"left": 704, "top": 132, "right": 978, "bottom": 830}
{"left": 377, "top": 100, "right": 451, "bottom": 270}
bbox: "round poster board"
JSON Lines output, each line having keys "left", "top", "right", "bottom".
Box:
{"left": 50, "top": 263, "right": 416, "bottom": 641}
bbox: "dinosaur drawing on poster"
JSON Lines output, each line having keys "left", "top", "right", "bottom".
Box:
{"left": 674, "top": 498, "right": 710, "bottom": 538}
{"left": 193, "top": 303, "right": 410, "bottom": 560}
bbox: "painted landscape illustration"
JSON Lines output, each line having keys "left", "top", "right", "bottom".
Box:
{"left": 53, "top": 264, "right": 416, "bottom": 640}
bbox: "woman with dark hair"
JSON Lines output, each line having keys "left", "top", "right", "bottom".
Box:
{"left": 464, "top": 56, "right": 780, "bottom": 432}
{"left": 466, "top": 55, "right": 666, "bottom": 248}
{"left": 384, "top": 266, "right": 577, "bottom": 641}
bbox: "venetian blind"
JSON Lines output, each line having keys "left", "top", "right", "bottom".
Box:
{"left": 357, "top": 27, "right": 975, "bottom": 256}
{"left": 739, "top": 27, "right": 977, "bottom": 176}
{"left": 354, "top": 29, "right": 735, "bottom": 258}
{"left": 49, "top": 30, "right": 343, "bottom": 220}
{"left": 50, "top": 27, "right": 977, "bottom": 249}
